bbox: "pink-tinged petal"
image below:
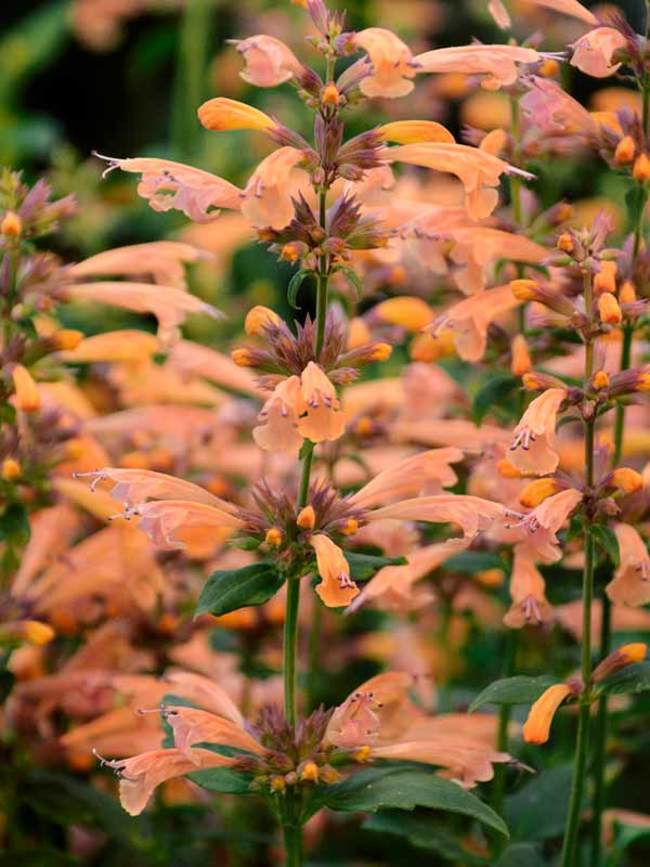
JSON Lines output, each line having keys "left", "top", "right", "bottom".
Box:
{"left": 508, "top": 488, "right": 583, "bottom": 563}
{"left": 101, "top": 747, "right": 232, "bottom": 815}
{"left": 62, "top": 281, "right": 223, "bottom": 344}
{"left": 168, "top": 340, "right": 262, "bottom": 397}
{"left": 369, "top": 494, "right": 504, "bottom": 538}
{"left": 349, "top": 447, "right": 463, "bottom": 508}
{"left": 488, "top": 0, "right": 512, "bottom": 28}
{"left": 241, "top": 147, "right": 307, "bottom": 230}
{"left": 606, "top": 524, "right": 650, "bottom": 606}
{"left": 67, "top": 241, "right": 210, "bottom": 288}
{"left": 162, "top": 706, "right": 264, "bottom": 761}
{"left": 503, "top": 544, "right": 553, "bottom": 628}
{"left": 297, "top": 363, "right": 346, "bottom": 444}
{"left": 415, "top": 44, "right": 540, "bottom": 90}
{"left": 370, "top": 740, "right": 509, "bottom": 787}
{"left": 94, "top": 155, "right": 242, "bottom": 222}
{"left": 233, "top": 34, "right": 304, "bottom": 87}
{"left": 130, "top": 500, "right": 243, "bottom": 550}
{"left": 309, "top": 534, "right": 359, "bottom": 608}
{"left": 354, "top": 28, "right": 417, "bottom": 99}
{"left": 570, "top": 27, "right": 628, "bottom": 78}
{"left": 163, "top": 670, "right": 245, "bottom": 725}
{"left": 325, "top": 672, "right": 414, "bottom": 747}
{"left": 508, "top": 387, "right": 567, "bottom": 475}
{"left": 253, "top": 376, "right": 304, "bottom": 455}
{"left": 520, "top": 77, "right": 595, "bottom": 137}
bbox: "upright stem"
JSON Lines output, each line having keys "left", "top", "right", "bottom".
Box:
{"left": 283, "top": 821, "right": 303, "bottom": 867}
{"left": 560, "top": 271, "right": 596, "bottom": 867}
{"left": 492, "top": 630, "right": 517, "bottom": 820}
{"left": 171, "top": 0, "right": 212, "bottom": 158}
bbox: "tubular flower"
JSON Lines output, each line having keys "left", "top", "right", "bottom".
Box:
{"left": 606, "top": 524, "right": 650, "bottom": 606}
{"left": 377, "top": 120, "right": 455, "bottom": 145}
{"left": 253, "top": 376, "right": 304, "bottom": 455}
{"left": 415, "top": 44, "right": 541, "bottom": 90}
{"left": 353, "top": 28, "right": 418, "bottom": 98}
{"left": 309, "top": 533, "right": 359, "bottom": 607}
{"left": 241, "top": 147, "right": 307, "bottom": 230}
{"left": 369, "top": 495, "right": 505, "bottom": 539}
{"left": 509, "top": 488, "right": 583, "bottom": 564}
{"left": 503, "top": 545, "right": 553, "bottom": 628}
{"left": 382, "top": 143, "right": 533, "bottom": 220}
{"left": 296, "top": 362, "right": 346, "bottom": 443}
{"left": 427, "top": 284, "right": 521, "bottom": 362}
{"left": 570, "top": 27, "right": 628, "bottom": 78}
{"left": 94, "top": 155, "right": 242, "bottom": 222}
{"left": 232, "top": 34, "right": 304, "bottom": 86}
{"left": 11, "top": 364, "right": 41, "bottom": 413}
{"left": 126, "top": 500, "right": 244, "bottom": 551}
{"left": 523, "top": 683, "right": 574, "bottom": 745}
{"left": 592, "top": 643, "right": 647, "bottom": 683}
{"left": 198, "top": 98, "right": 276, "bottom": 133}
{"left": 373, "top": 296, "right": 434, "bottom": 331}
{"left": 68, "top": 241, "right": 209, "bottom": 289}
{"left": 508, "top": 387, "right": 567, "bottom": 476}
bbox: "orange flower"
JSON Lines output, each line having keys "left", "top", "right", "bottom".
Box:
{"left": 296, "top": 362, "right": 346, "bottom": 443}
{"left": 198, "top": 98, "right": 275, "bottom": 133}
{"left": 11, "top": 364, "right": 41, "bottom": 413}
{"left": 253, "top": 376, "right": 303, "bottom": 455}
{"left": 131, "top": 500, "right": 243, "bottom": 550}
{"left": 377, "top": 120, "right": 455, "bottom": 145}
{"left": 373, "top": 296, "right": 434, "bottom": 331}
{"left": 606, "top": 524, "right": 650, "bottom": 606}
{"left": 353, "top": 28, "right": 417, "bottom": 98}
{"left": 68, "top": 241, "right": 208, "bottom": 289}
{"left": 592, "top": 643, "right": 647, "bottom": 682}
{"left": 241, "top": 146, "right": 307, "bottom": 230}
{"left": 511, "top": 488, "right": 583, "bottom": 563}
{"left": 309, "top": 534, "right": 359, "bottom": 607}
{"left": 570, "top": 27, "right": 628, "bottom": 78}
{"left": 94, "top": 155, "right": 242, "bottom": 222}
{"left": 369, "top": 494, "right": 504, "bottom": 539}
{"left": 232, "top": 34, "right": 304, "bottom": 87}
{"left": 523, "top": 683, "right": 573, "bottom": 744}
{"left": 509, "top": 387, "right": 567, "bottom": 475}
{"left": 415, "top": 44, "right": 541, "bottom": 90}
{"left": 503, "top": 545, "right": 552, "bottom": 628}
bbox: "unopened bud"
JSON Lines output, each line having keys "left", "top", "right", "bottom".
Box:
{"left": 0, "top": 620, "right": 55, "bottom": 646}
{"left": 269, "top": 775, "right": 286, "bottom": 792}
{"left": 367, "top": 342, "right": 392, "bottom": 362}
{"left": 475, "top": 568, "right": 505, "bottom": 588}
{"left": 374, "top": 296, "right": 433, "bottom": 332}
{"left": 347, "top": 317, "right": 371, "bottom": 350}
{"left": 510, "top": 334, "right": 532, "bottom": 377}
{"left": 592, "top": 370, "right": 610, "bottom": 391}
{"left": 320, "top": 765, "right": 342, "bottom": 784}
{"left": 299, "top": 761, "right": 319, "bottom": 782}
{"left": 265, "top": 527, "right": 283, "bottom": 548}
{"left": 1, "top": 211, "right": 22, "bottom": 236}
{"left": 244, "top": 305, "right": 282, "bottom": 336}
{"left": 12, "top": 364, "right": 40, "bottom": 413}
{"left": 354, "top": 416, "right": 375, "bottom": 437}
{"left": 321, "top": 81, "right": 340, "bottom": 107}
{"left": 594, "top": 261, "right": 617, "bottom": 296}
{"left": 619, "top": 280, "right": 636, "bottom": 304}
{"left": 341, "top": 518, "right": 359, "bottom": 536}
{"left": 519, "top": 478, "right": 562, "bottom": 508}
{"left": 635, "top": 372, "right": 650, "bottom": 391}
{"left": 280, "top": 242, "right": 303, "bottom": 263}
{"left": 592, "top": 642, "right": 647, "bottom": 683}
{"left": 557, "top": 232, "right": 574, "bottom": 254}
{"left": 510, "top": 279, "right": 539, "bottom": 302}
{"left": 1, "top": 458, "right": 21, "bottom": 481}
{"left": 633, "top": 152, "right": 650, "bottom": 181}
{"left": 598, "top": 292, "right": 622, "bottom": 325}
{"left": 231, "top": 348, "right": 256, "bottom": 367}
{"left": 410, "top": 331, "right": 455, "bottom": 362}
{"left": 614, "top": 135, "right": 636, "bottom": 165}
{"left": 51, "top": 329, "right": 84, "bottom": 351}
{"left": 297, "top": 505, "right": 316, "bottom": 530}
{"left": 611, "top": 467, "right": 643, "bottom": 493}
{"left": 538, "top": 58, "right": 559, "bottom": 77}
{"left": 353, "top": 745, "right": 372, "bottom": 763}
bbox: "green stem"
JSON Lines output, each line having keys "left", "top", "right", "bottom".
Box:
{"left": 282, "top": 821, "right": 303, "bottom": 867}
{"left": 283, "top": 576, "right": 301, "bottom": 729}
{"left": 591, "top": 593, "right": 612, "bottom": 867}
{"left": 491, "top": 630, "right": 517, "bottom": 820}
{"left": 171, "top": 0, "right": 212, "bottom": 158}
{"left": 306, "top": 600, "right": 322, "bottom": 711}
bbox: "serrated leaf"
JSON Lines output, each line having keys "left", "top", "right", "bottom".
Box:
{"left": 188, "top": 766, "right": 253, "bottom": 794}
{"left": 195, "top": 562, "right": 285, "bottom": 618}
{"left": 505, "top": 764, "right": 575, "bottom": 841}
{"left": 469, "top": 676, "right": 556, "bottom": 713}
{"left": 287, "top": 270, "right": 312, "bottom": 310}
{"left": 312, "top": 766, "right": 508, "bottom": 836}
{"left": 597, "top": 661, "right": 650, "bottom": 696}
{"left": 346, "top": 552, "right": 407, "bottom": 582}
{"left": 590, "top": 524, "right": 620, "bottom": 568}
{"left": 472, "top": 374, "right": 519, "bottom": 425}
{"left": 363, "top": 811, "right": 489, "bottom": 864}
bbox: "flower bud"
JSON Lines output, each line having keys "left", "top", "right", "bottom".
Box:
{"left": 556, "top": 232, "right": 574, "bottom": 254}
{"left": 299, "top": 761, "right": 319, "bottom": 782}
{"left": 592, "top": 370, "right": 610, "bottom": 391}
{"left": 523, "top": 683, "right": 573, "bottom": 745}
{"left": 0, "top": 620, "right": 55, "bottom": 646}
{"left": 598, "top": 292, "right": 622, "bottom": 325}
{"left": 619, "top": 280, "right": 636, "bottom": 304}
{"left": 244, "top": 305, "right": 282, "bottom": 336}
{"left": 592, "top": 642, "right": 647, "bottom": 683}
{"left": 1, "top": 210, "right": 22, "bottom": 236}
{"left": 475, "top": 568, "right": 505, "bottom": 588}
{"left": 354, "top": 416, "right": 375, "bottom": 437}
{"left": 594, "top": 261, "right": 617, "bottom": 296}
{"left": 539, "top": 58, "right": 560, "bottom": 77}
{"left": 510, "top": 279, "right": 539, "bottom": 301}
{"left": 320, "top": 765, "right": 342, "bottom": 784}
{"left": 633, "top": 152, "right": 650, "bottom": 180}
{"left": 269, "top": 775, "right": 286, "bottom": 792}
{"left": 1, "top": 458, "right": 21, "bottom": 481}
{"left": 614, "top": 135, "right": 636, "bottom": 165}
{"left": 265, "top": 527, "right": 283, "bottom": 547}
{"left": 198, "top": 97, "right": 275, "bottom": 133}
{"left": 611, "top": 467, "right": 643, "bottom": 493}
{"left": 280, "top": 242, "right": 304, "bottom": 263}
{"left": 519, "top": 478, "right": 562, "bottom": 508}
{"left": 297, "top": 505, "right": 316, "bottom": 530}
{"left": 341, "top": 518, "right": 359, "bottom": 536}
{"left": 366, "top": 342, "right": 392, "bottom": 362}
{"left": 231, "top": 348, "right": 256, "bottom": 367}
{"left": 409, "top": 331, "right": 454, "bottom": 362}
{"left": 510, "top": 334, "right": 532, "bottom": 377}
{"left": 12, "top": 364, "right": 40, "bottom": 413}
{"left": 635, "top": 372, "right": 650, "bottom": 391}
{"left": 321, "top": 81, "right": 341, "bottom": 107}
{"left": 374, "top": 296, "right": 433, "bottom": 332}
{"left": 353, "top": 745, "right": 372, "bottom": 762}
{"left": 522, "top": 371, "right": 561, "bottom": 391}
{"left": 51, "top": 329, "right": 84, "bottom": 351}
{"left": 377, "top": 120, "right": 454, "bottom": 145}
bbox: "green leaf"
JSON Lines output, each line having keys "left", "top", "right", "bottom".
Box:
{"left": 0, "top": 502, "right": 30, "bottom": 546}
{"left": 506, "top": 764, "right": 575, "bottom": 841}
{"left": 287, "top": 270, "right": 312, "bottom": 309}
{"left": 346, "top": 552, "right": 407, "bottom": 582}
{"left": 495, "top": 843, "right": 547, "bottom": 867}
{"left": 445, "top": 550, "right": 507, "bottom": 575}
{"left": 188, "top": 766, "right": 253, "bottom": 795}
{"left": 195, "top": 562, "right": 285, "bottom": 618}
{"left": 313, "top": 766, "right": 509, "bottom": 837}
{"left": 469, "top": 676, "right": 556, "bottom": 713}
{"left": 363, "top": 811, "right": 489, "bottom": 864}
{"left": 590, "top": 524, "right": 620, "bottom": 568}
{"left": 625, "top": 182, "right": 648, "bottom": 235}
{"left": 472, "top": 374, "right": 519, "bottom": 425}
{"left": 597, "top": 661, "right": 650, "bottom": 697}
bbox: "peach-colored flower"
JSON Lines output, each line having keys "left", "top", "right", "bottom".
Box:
{"left": 296, "top": 362, "right": 346, "bottom": 444}
{"left": 241, "top": 146, "right": 307, "bottom": 229}
{"left": 383, "top": 143, "right": 533, "bottom": 220}
{"left": 508, "top": 387, "right": 567, "bottom": 475}
{"left": 67, "top": 241, "right": 208, "bottom": 288}
{"left": 130, "top": 500, "right": 243, "bottom": 550}
{"left": 309, "top": 534, "right": 359, "bottom": 607}
{"left": 62, "top": 281, "right": 222, "bottom": 343}
{"left": 606, "top": 524, "right": 650, "bottom": 606}
{"left": 415, "top": 44, "right": 541, "bottom": 90}
{"left": 353, "top": 28, "right": 417, "bottom": 98}
{"left": 503, "top": 544, "right": 553, "bottom": 628}
{"left": 232, "top": 34, "right": 304, "bottom": 86}
{"left": 428, "top": 284, "right": 521, "bottom": 362}
{"left": 253, "top": 376, "right": 304, "bottom": 455}
{"left": 520, "top": 77, "right": 597, "bottom": 137}
{"left": 95, "top": 155, "right": 242, "bottom": 222}
{"left": 523, "top": 683, "right": 573, "bottom": 744}
{"left": 369, "top": 495, "right": 504, "bottom": 539}
{"left": 489, "top": 0, "right": 597, "bottom": 27}
{"left": 197, "top": 98, "right": 276, "bottom": 133}
{"left": 377, "top": 120, "right": 455, "bottom": 145}
{"left": 11, "top": 364, "right": 41, "bottom": 413}
{"left": 162, "top": 705, "right": 265, "bottom": 762}
{"left": 57, "top": 330, "right": 160, "bottom": 364}
{"left": 509, "top": 488, "right": 583, "bottom": 563}
{"left": 570, "top": 27, "right": 628, "bottom": 78}
{"left": 349, "top": 447, "right": 463, "bottom": 508}
{"left": 168, "top": 340, "right": 262, "bottom": 397}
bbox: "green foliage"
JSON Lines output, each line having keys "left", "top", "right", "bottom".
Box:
{"left": 590, "top": 524, "right": 620, "bottom": 568}
{"left": 505, "top": 765, "right": 575, "bottom": 841}
{"left": 346, "top": 551, "right": 408, "bottom": 582}
{"left": 363, "top": 810, "right": 489, "bottom": 864}
{"left": 472, "top": 374, "right": 519, "bottom": 425}
{"left": 597, "top": 662, "right": 650, "bottom": 696}
{"left": 287, "top": 269, "right": 313, "bottom": 309}
{"left": 188, "top": 766, "right": 254, "bottom": 794}
{"left": 195, "top": 562, "right": 285, "bottom": 617}
{"left": 469, "top": 676, "right": 557, "bottom": 713}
